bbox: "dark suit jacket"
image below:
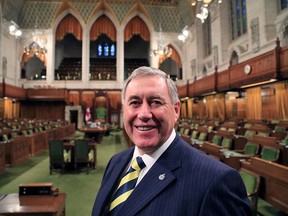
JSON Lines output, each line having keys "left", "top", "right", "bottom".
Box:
{"left": 92, "top": 134, "right": 252, "bottom": 216}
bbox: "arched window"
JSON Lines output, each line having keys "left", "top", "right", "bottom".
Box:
{"left": 90, "top": 15, "right": 117, "bottom": 80}
{"left": 279, "top": 0, "right": 288, "bottom": 10}
{"left": 203, "top": 15, "right": 212, "bottom": 57}
{"left": 230, "top": 50, "right": 239, "bottom": 65}
{"left": 55, "top": 14, "right": 83, "bottom": 80}
{"left": 230, "top": 0, "right": 247, "bottom": 40}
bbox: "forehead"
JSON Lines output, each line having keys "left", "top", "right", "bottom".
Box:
{"left": 125, "top": 75, "right": 169, "bottom": 99}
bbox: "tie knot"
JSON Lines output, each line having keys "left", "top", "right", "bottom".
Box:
{"left": 131, "top": 156, "right": 146, "bottom": 171}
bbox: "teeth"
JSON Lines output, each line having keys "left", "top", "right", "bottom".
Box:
{"left": 137, "top": 126, "right": 152, "bottom": 131}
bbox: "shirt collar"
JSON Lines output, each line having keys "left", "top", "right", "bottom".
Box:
{"left": 132, "top": 129, "right": 176, "bottom": 170}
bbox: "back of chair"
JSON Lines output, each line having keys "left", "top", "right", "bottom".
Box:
{"left": 261, "top": 147, "right": 279, "bottom": 162}
{"left": 239, "top": 170, "right": 260, "bottom": 216}
{"left": 244, "top": 130, "right": 256, "bottom": 139}
{"left": 239, "top": 170, "right": 259, "bottom": 196}
{"left": 191, "top": 130, "right": 198, "bottom": 139}
{"left": 244, "top": 142, "right": 259, "bottom": 156}
{"left": 49, "top": 140, "right": 64, "bottom": 165}
{"left": 198, "top": 132, "right": 207, "bottom": 141}
{"left": 74, "top": 139, "right": 89, "bottom": 163}
{"left": 221, "top": 137, "right": 232, "bottom": 149}
{"left": 211, "top": 134, "right": 222, "bottom": 145}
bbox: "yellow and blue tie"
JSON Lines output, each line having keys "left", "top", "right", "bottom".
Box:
{"left": 109, "top": 156, "right": 146, "bottom": 214}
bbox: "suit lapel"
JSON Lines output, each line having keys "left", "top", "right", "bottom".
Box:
{"left": 95, "top": 149, "right": 134, "bottom": 214}
{"left": 119, "top": 136, "right": 183, "bottom": 215}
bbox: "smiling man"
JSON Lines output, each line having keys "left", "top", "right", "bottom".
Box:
{"left": 92, "top": 66, "right": 252, "bottom": 216}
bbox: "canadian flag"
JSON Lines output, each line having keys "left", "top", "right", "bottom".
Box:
{"left": 85, "top": 104, "right": 92, "bottom": 123}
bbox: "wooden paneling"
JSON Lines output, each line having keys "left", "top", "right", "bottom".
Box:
{"left": 280, "top": 46, "right": 288, "bottom": 77}
{"left": 29, "top": 132, "right": 48, "bottom": 156}
{"left": 217, "top": 69, "right": 230, "bottom": 92}
{"left": 178, "top": 84, "right": 188, "bottom": 98}
{"left": 68, "top": 91, "right": 80, "bottom": 106}
{"left": 194, "top": 73, "right": 216, "bottom": 95}
{"left": 26, "top": 88, "right": 67, "bottom": 101}
{"left": 20, "top": 101, "right": 65, "bottom": 120}
{"left": 229, "top": 50, "right": 277, "bottom": 88}
{"left": 5, "top": 136, "right": 30, "bottom": 165}
{"left": 5, "top": 84, "right": 26, "bottom": 100}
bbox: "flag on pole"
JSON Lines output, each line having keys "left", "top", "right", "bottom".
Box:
{"left": 85, "top": 103, "right": 92, "bottom": 123}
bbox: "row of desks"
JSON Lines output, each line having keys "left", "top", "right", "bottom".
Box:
{"left": 191, "top": 139, "right": 288, "bottom": 214}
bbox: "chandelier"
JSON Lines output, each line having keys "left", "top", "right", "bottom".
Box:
{"left": 191, "top": 0, "right": 223, "bottom": 23}
{"left": 23, "top": 18, "right": 47, "bottom": 56}
{"left": 9, "top": 21, "right": 22, "bottom": 38}
{"left": 150, "top": 24, "right": 172, "bottom": 58}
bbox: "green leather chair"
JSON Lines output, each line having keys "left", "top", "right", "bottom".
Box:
{"left": 49, "top": 139, "right": 65, "bottom": 174}
{"left": 74, "top": 139, "right": 91, "bottom": 174}
{"left": 239, "top": 169, "right": 260, "bottom": 216}
{"left": 260, "top": 147, "right": 280, "bottom": 162}
{"left": 220, "top": 137, "right": 232, "bottom": 149}
{"left": 243, "top": 142, "right": 259, "bottom": 156}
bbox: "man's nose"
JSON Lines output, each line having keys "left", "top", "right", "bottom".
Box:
{"left": 138, "top": 103, "right": 152, "bottom": 121}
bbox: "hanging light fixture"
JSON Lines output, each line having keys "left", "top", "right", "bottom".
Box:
{"left": 23, "top": 17, "right": 47, "bottom": 56}
{"left": 150, "top": 24, "right": 172, "bottom": 58}
{"left": 178, "top": 25, "right": 190, "bottom": 42}
{"left": 9, "top": 21, "right": 22, "bottom": 38}
{"left": 191, "top": 0, "right": 222, "bottom": 23}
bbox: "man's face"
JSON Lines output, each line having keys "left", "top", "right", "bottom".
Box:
{"left": 123, "top": 75, "right": 180, "bottom": 155}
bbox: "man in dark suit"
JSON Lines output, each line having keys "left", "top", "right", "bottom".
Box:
{"left": 92, "top": 66, "right": 251, "bottom": 216}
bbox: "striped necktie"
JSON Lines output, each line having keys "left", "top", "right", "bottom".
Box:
{"left": 109, "top": 156, "right": 146, "bottom": 214}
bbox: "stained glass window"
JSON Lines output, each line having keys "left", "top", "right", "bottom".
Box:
{"left": 97, "top": 43, "right": 116, "bottom": 57}
{"left": 280, "top": 0, "right": 288, "bottom": 10}
{"left": 230, "top": 0, "right": 247, "bottom": 40}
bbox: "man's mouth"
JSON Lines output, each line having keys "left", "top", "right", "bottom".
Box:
{"left": 136, "top": 126, "right": 154, "bottom": 131}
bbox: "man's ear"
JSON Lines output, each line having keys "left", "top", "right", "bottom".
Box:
{"left": 174, "top": 101, "right": 181, "bottom": 120}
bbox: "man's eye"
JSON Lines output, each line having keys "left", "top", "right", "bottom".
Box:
{"left": 151, "top": 100, "right": 162, "bottom": 105}
{"left": 129, "top": 101, "right": 141, "bottom": 106}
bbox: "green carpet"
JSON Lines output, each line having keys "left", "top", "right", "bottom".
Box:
{"left": 0, "top": 131, "right": 287, "bottom": 216}
{"left": 0, "top": 131, "right": 127, "bottom": 216}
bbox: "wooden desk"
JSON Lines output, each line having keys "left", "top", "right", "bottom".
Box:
{"left": 0, "top": 193, "right": 66, "bottom": 216}
{"left": 241, "top": 158, "right": 288, "bottom": 214}
{"left": 220, "top": 150, "right": 250, "bottom": 170}
{"left": 64, "top": 140, "right": 97, "bottom": 169}
{"left": 78, "top": 127, "right": 107, "bottom": 143}
{"left": 199, "top": 142, "right": 223, "bottom": 160}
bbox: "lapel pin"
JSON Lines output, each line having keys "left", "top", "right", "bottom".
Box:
{"left": 159, "top": 173, "right": 165, "bottom": 180}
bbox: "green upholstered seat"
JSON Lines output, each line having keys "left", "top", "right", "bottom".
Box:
{"left": 198, "top": 132, "right": 207, "bottom": 141}
{"left": 191, "top": 130, "right": 199, "bottom": 139}
{"left": 183, "top": 128, "right": 190, "bottom": 135}
{"left": 274, "top": 126, "right": 286, "bottom": 133}
{"left": 244, "top": 130, "right": 256, "bottom": 139}
{"left": 207, "top": 126, "right": 214, "bottom": 133}
{"left": 260, "top": 147, "right": 280, "bottom": 162}
{"left": 49, "top": 140, "right": 65, "bottom": 174}
{"left": 243, "top": 142, "right": 259, "bottom": 156}
{"left": 10, "top": 132, "right": 18, "bottom": 139}
{"left": 178, "top": 127, "right": 185, "bottom": 134}
{"left": 239, "top": 170, "right": 260, "bottom": 216}
{"left": 2, "top": 134, "right": 9, "bottom": 142}
{"left": 220, "top": 137, "right": 232, "bottom": 149}
{"left": 211, "top": 134, "right": 222, "bottom": 145}
{"left": 74, "top": 139, "right": 91, "bottom": 174}
{"left": 244, "top": 123, "right": 252, "bottom": 129}
{"left": 257, "top": 131, "right": 269, "bottom": 137}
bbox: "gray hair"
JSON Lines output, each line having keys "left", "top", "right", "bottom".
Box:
{"left": 121, "top": 66, "right": 179, "bottom": 104}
